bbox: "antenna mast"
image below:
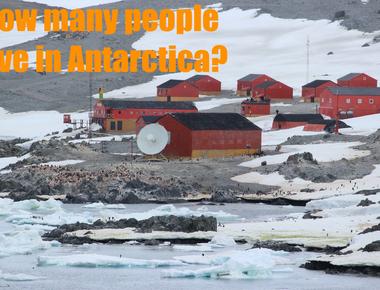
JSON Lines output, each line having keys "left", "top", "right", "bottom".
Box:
{"left": 89, "top": 71, "right": 93, "bottom": 138}
{"left": 306, "top": 36, "right": 310, "bottom": 83}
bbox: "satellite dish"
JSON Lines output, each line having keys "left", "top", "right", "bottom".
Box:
{"left": 137, "top": 124, "right": 170, "bottom": 155}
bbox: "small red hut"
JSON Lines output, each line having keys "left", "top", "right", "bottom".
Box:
{"left": 241, "top": 99, "right": 270, "bottom": 117}
{"left": 236, "top": 74, "right": 274, "bottom": 96}
{"left": 157, "top": 113, "right": 262, "bottom": 159}
{"left": 337, "top": 73, "right": 377, "bottom": 88}
{"left": 302, "top": 80, "right": 338, "bottom": 103}
{"left": 156, "top": 80, "right": 199, "bottom": 101}
{"left": 186, "top": 75, "right": 221, "bottom": 95}
{"left": 253, "top": 81, "right": 293, "bottom": 100}
{"left": 136, "top": 116, "right": 161, "bottom": 134}
{"left": 272, "top": 114, "right": 324, "bottom": 130}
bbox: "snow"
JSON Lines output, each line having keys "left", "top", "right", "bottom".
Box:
{"left": 195, "top": 98, "right": 246, "bottom": 111}
{"left": 240, "top": 142, "right": 369, "bottom": 168}
{"left": 21, "top": 0, "right": 122, "bottom": 9}
{"left": 313, "top": 251, "right": 380, "bottom": 267}
{"left": 342, "top": 113, "right": 380, "bottom": 136}
{"left": 263, "top": 127, "right": 320, "bottom": 146}
{"left": 0, "top": 22, "right": 46, "bottom": 49}
{"left": 0, "top": 154, "right": 31, "bottom": 170}
{"left": 39, "top": 160, "right": 84, "bottom": 167}
{"left": 37, "top": 254, "right": 184, "bottom": 268}
{"left": 163, "top": 249, "right": 291, "bottom": 279}
{"left": 343, "top": 231, "right": 380, "bottom": 253}
{"left": 82, "top": 202, "right": 126, "bottom": 210}
{"left": 172, "top": 245, "right": 215, "bottom": 252}
{"left": 0, "top": 108, "right": 88, "bottom": 140}
{"left": 103, "top": 7, "right": 380, "bottom": 99}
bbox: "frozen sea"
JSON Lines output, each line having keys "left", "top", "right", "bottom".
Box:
{"left": 0, "top": 201, "right": 378, "bottom": 290}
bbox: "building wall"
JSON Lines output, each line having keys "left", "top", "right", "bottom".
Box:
{"left": 241, "top": 103, "right": 270, "bottom": 116}
{"left": 236, "top": 75, "right": 274, "bottom": 96}
{"left": 319, "top": 90, "right": 380, "bottom": 118}
{"left": 189, "top": 76, "right": 221, "bottom": 94}
{"left": 157, "top": 82, "right": 199, "bottom": 100}
{"left": 302, "top": 81, "right": 337, "bottom": 102}
{"left": 338, "top": 74, "right": 377, "bottom": 88}
{"left": 253, "top": 83, "right": 293, "bottom": 100}
{"left": 158, "top": 115, "right": 262, "bottom": 158}
{"left": 303, "top": 124, "right": 326, "bottom": 132}
{"left": 272, "top": 121, "right": 309, "bottom": 130}
{"left": 158, "top": 115, "right": 193, "bottom": 157}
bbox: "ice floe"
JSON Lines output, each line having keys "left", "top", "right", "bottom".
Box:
{"left": 37, "top": 254, "right": 184, "bottom": 268}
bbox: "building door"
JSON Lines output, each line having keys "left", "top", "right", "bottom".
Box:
{"left": 167, "top": 96, "right": 172, "bottom": 102}
{"left": 247, "top": 90, "right": 251, "bottom": 97}
{"left": 117, "top": 121, "right": 123, "bottom": 131}
{"left": 311, "top": 97, "right": 315, "bottom": 103}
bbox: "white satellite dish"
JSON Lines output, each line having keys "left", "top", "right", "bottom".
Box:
{"left": 137, "top": 124, "right": 170, "bottom": 155}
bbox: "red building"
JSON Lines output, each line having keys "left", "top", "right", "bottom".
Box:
{"left": 136, "top": 116, "right": 160, "bottom": 134}
{"left": 241, "top": 99, "right": 270, "bottom": 117}
{"left": 302, "top": 80, "right": 338, "bottom": 103}
{"left": 319, "top": 87, "right": 380, "bottom": 119}
{"left": 186, "top": 75, "right": 221, "bottom": 95}
{"left": 253, "top": 81, "right": 293, "bottom": 100}
{"left": 303, "top": 120, "right": 350, "bottom": 133}
{"left": 157, "top": 113, "right": 262, "bottom": 159}
{"left": 92, "top": 99, "right": 198, "bottom": 133}
{"left": 337, "top": 73, "right": 377, "bottom": 88}
{"left": 272, "top": 114, "right": 324, "bottom": 130}
{"left": 236, "top": 74, "right": 274, "bottom": 96}
{"left": 156, "top": 80, "right": 199, "bottom": 101}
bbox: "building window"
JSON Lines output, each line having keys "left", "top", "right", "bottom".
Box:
{"left": 329, "top": 98, "right": 332, "bottom": 103}
{"left": 357, "top": 99, "right": 363, "bottom": 104}
{"left": 110, "top": 121, "right": 116, "bottom": 130}
{"left": 363, "top": 77, "right": 367, "bottom": 80}
{"left": 117, "top": 121, "right": 123, "bottom": 131}
{"left": 321, "top": 98, "right": 324, "bottom": 103}
{"left": 369, "top": 99, "right": 375, "bottom": 104}
{"left": 346, "top": 98, "right": 351, "bottom": 104}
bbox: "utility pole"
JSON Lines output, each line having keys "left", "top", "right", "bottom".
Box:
{"left": 306, "top": 36, "right": 310, "bottom": 84}
{"left": 335, "top": 87, "right": 340, "bottom": 135}
{"left": 89, "top": 71, "right": 93, "bottom": 138}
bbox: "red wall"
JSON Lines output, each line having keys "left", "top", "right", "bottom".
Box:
{"left": 157, "top": 82, "right": 199, "bottom": 99}
{"left": 158, "top": 115, "right": 262, "bottom": 157}
{"left": 189, "top": 76, "right": 221, "bottom": 92}
{"left": 272, "top": 121, "right": 309, "bottom": 130}
{"left": 303, "top": 124, "right": 326, "bottom": 132}
{"left": 158, "top": 115, "right": 193, "bottom": 157}
{"left": 302, "top": 81, "right": 338, "bottom": 101}
{"left": 253, "top": 82, "right": 293, "bottom": 100}
{"left": 237, "top": 75, "right": 274, "bottom": 91}
{"left": 93, "top": 103, "right": 197, "bottom": 121}
{"left": 192, "top": 130, "right": 261, "bottom": 152}
{"left": 319, "top": 89, "right": 380, "bottom": 118}
{"left": 338, "top": 74, "right": 377, "bottom": 88}
{"left": 241, "top": 103, "right": 270, "bottom": 116}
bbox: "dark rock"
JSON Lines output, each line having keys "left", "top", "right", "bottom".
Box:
{"left": 357, "top": 198, "right": 375, "bottom": 207}
{"left": 63, "top": 128, "right": 73, "bottom": 133}
{"left": 360, "top": 224, "right": 380, "bottom": 234}
{"left": 355, "top": 189, "right": 380, "bottom": 196}
{"left": 286, "top": 152, "right": 318, "bottom": 165}
{"left": 303, "top": 210, "right": 323, "bottom": 219}
{"left": 211, "top": 190, "right": 238, "bottom": 203}
{"left": 261, "top": 161, "right": 267, "bottom": 166}
{"left": 362, "top": 43, "right": 370, "bottom": 47}
{"left": 251, "top": 240, "right": 302, "bottom": 252}
{"left": 334, "top": 10, "right": 346, "bottom": 19}
{"left": 363, "top": 241, "right": 380, "bottom": 252}
{"left": 327, "top": 51, "right": 334, "bottom": 55}
{"left": 144, "top": 240, "right": 160, "bottom": 246}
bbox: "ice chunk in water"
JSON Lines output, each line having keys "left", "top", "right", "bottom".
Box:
{"left": 37, "top": 254, "right": 185, "bottom": 268}
{"left": 165, "top": 249, "right": 291, "bottom": 279}
{"left": 0, "top": 270, "right": 44, "bottom": 281}
{"left": 209, "top": 234, "right": 236, "bottom": 247}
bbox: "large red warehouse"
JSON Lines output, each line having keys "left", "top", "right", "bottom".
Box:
{"left": 302, "top": 80, "right": 338, "bottom": 103}
{"left": 319, "top": 87, "right": 380, "bottom": 119}
{"left": 156, "top": 80, "right": 199, "bottom": 101}
{"left": 337, "top": 73, "right": 377, "bottom": 88}
{"left": 236, "top": 74, "right": 274, "bottom": 96}
{"left": 186, "top": 75, "right": 221, "bottom": 95}
{"left": 92, "top": 99, "right": 198, "bottom": 133}
{"left": 157, "top": 113, "right": 262, "bottom": 159}
{"left": 253, "top": 81, "right": 293, "bottom": 100}
{"left": 241, "top": 99, "right": 270, "bottom": 117}
{"left": 272, "top": 114, "right": 324, "bottom": 130}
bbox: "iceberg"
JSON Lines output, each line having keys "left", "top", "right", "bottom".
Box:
{"left": 37, "top": 254, "right": 184, "bottom": 268}
{"left": 164, "top": 249, "right": 290, "bottom": 279}
{"left": 0, "top": 230, "right": 58, "bottom": 258}
{"left": 172, "top": 245, "right": 214, "bottom": 252}
{"left": 0, "top": 270, "right": 44, "bottom": 282}
{"left": 209, "top": 234, "right": 237, "bottom": 247}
